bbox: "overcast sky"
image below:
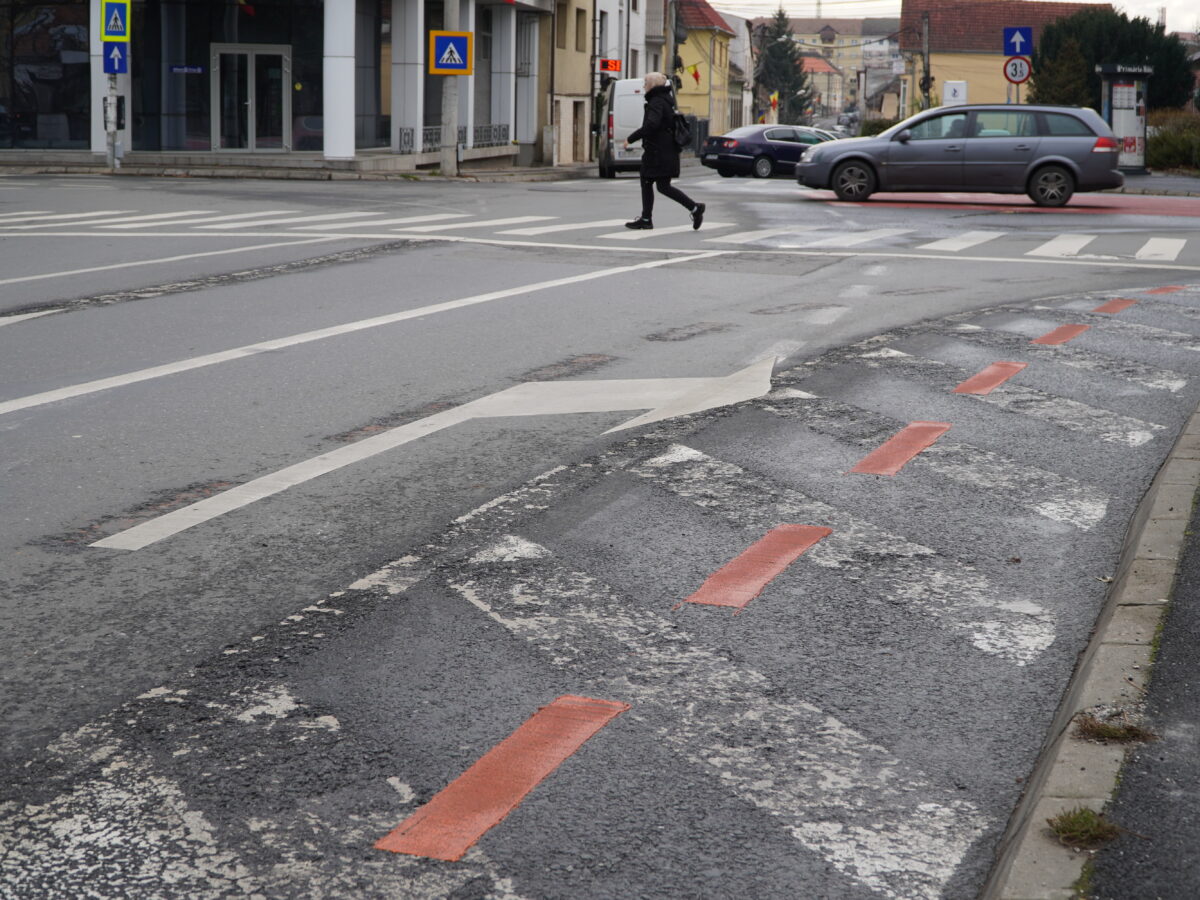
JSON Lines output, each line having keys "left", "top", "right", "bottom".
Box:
{"left": 709, "top": 0, "right": 1200, "bottom": 35}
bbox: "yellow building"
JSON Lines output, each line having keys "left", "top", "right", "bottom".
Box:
{"left": 898, "top": 0, "right": 1109, "bottom": 113}
{"left": 554, "top": 0, "right": 596, "bottom": 163}
{"left": 676, "top": 0, "right": 735, "bottom": 134}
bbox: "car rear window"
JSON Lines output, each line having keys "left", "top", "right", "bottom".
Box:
{"left": 1040, "top": 113, "right": 1095, "bottom": 136}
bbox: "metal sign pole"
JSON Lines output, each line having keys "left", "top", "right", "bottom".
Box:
{"left": 106, "top": 73, "right": 117, "bottom": 170}
{"left": 440, "top": 0, "right": 460, "bottom": 176}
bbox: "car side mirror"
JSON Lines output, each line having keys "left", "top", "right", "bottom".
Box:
{"left": 896, "top": 129, "right": 912, "bottom": 143}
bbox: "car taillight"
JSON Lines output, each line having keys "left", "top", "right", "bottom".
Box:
{"left": 1092, "top": 136, "right": 1117, "bottom": 153}
{"left": 722, "top": 139, "right": 738, "bottom": 149}
{"left": 607, "top": 113, "right": 613, "bottom": 142}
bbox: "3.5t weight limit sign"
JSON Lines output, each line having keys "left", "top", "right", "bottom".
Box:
{"left": 1004, "top": 56, "right": 1031, "bottom": 84}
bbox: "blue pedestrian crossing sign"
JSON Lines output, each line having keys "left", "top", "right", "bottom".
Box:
{"left": 1003, "top": 27, "right": 1032, "bottom": 57}
{"left": 429, "top": 31, "right": 472, "bottom": 75}
{"left": 102, "top": 0, "right": 130, "bottom": 42}
{"left": 103, "top": 41, "right": 129, "bottom": 74}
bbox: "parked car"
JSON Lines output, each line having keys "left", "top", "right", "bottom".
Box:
{"left": 701, "top": 124, "right": 837, "bottom": 178}
{"left": 794, "top": 103, "right": 1123, "bottom": 206}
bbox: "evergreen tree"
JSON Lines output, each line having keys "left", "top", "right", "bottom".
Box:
{"left": 1032, "top": 8, "right": 1192, "bottom": 109}
{"left": 754, "top": 8, "right": 814, "bottom": 124}
{"left": 1028, "top": 37, "right": 1090, "bottom": 106}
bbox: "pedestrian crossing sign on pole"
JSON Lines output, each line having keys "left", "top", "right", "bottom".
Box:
{"left": 102, "top": 0, "right": 130, "bottom": 42}
{"left": 429, "top": 31, "right": 472, "bottom": 75}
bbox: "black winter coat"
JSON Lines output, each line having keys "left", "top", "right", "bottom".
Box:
{"left": 627, "top": 84, "right": 680, "bottom": 179}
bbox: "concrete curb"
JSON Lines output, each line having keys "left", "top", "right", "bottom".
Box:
{"left": 983, "top": 407, "right": 1200, "bottom": 899}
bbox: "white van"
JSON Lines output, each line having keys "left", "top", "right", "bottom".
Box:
{"left": 597, "top": 78, "right": 645, "bottom": 178}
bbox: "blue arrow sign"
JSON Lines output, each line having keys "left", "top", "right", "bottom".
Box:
{"left": 103, "top": 41, "right": 128, "bottom": 74}
{"left": 1003, "top": 27, "right": 1032, "bottom": 57}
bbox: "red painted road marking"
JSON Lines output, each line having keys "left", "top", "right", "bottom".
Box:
{"left": 375, "top": 695, "right": 629, "bottom": 861}
{"left": 953, "top": 361, "right": 1028, "bottom": 395}
{"left": 684, "top": 524, "right": 832, "bottom": 610}
{"left": 1093, "top": 298, "right": 1137, "bottom": 314}
{"left": 1031, "top": 324, "right": 1090, "bottom": 345}
{"left": 1145, "top": 285, "right": 1185, "bottom": 294}
{"left": 850, "top": 422, "right": 951, "bottom": 476}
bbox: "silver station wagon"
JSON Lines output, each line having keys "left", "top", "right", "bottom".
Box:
{"left": 795, "top": 104, "right": 1124, "bottom": 207}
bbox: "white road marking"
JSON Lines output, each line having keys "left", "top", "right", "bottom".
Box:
{"left": 110, "top": 209, "right": 302, "bottom": 229}
{"left": 786, "top": 228, "right": 912, "bottom": 247}
{"left": 89, "top": 354, "right": 767, "bottom": 551}
{"left": 916, "top": 231, "right": 1007, "bottom": 252}
{"left": 395, "top": 215, "right": 555, "bottom": 232}
{"left": 4, "top": 252, "right": 724, "bottom": 418}
{"left": 93, "top": 211, "right": 219, "bottom": 228}
{"left": 1135, "top": 238, "right": 1187, "bottom": 262}
{"left": 0, "top": 210, "right": 136, "bottom": 226}
{"left": 293, "top": 213, "right": 471, "bottom": 231}
{"left": 703, "top": 227, "right": 813, "bottom": 244}
{"left": 1027, "top": 233, "right": 1097, "bottom": 257}
{"left": 599, "top": 222, "right": 733, "bottom": 240}
{"left": 0, "top": 237, "right": 344, "bottom": 288}
{"left": 0, "top": 209, "right": 53, "bottom": 220}
{"left": 634, "top": 445, "right": 1055, "bottom": 662}
{"left": 0, "top": 309, "right": 61, "bottom": 328}
{"left": 498, "top": 219, "right": 626, "bottom": 235}
{"left": 839, "top": 283, "right": 873, "bottom": 299}
{"left": 453, "top": 551, "right": 990, "bottom": 900}
{"left": 196, "top": 211, "right": 385, "bottom": 229}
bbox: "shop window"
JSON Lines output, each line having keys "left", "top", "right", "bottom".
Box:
{"left": 2, "top": 0, "right": 90, "bottom": 149}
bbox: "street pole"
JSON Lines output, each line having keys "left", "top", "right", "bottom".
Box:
{"left": 440, "top": 0, "right": 460, "bottom": 176}
{"left": 921, "top": 11, "right": 930, "bottom": 110}
{"left": 106, "top": 73, "right": 117, "bottom": 170}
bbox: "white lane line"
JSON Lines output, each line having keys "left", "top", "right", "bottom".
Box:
{"left": 396, "top": 215, "right": 556, "bottom": 232}
{"left": 1027, "top": 234, "right": 1097, "bottom": 257}
{"left": 292, "top": 213, "right": 471, "bottom": 231}
{"left": 0, "top": 310, "right": 61, "bottom": 328}
{"left": 5, "top": 253, "right": 723, "bottom": 420}
{"left": 452, "top": 551, "right": 990, "bottom": 900}
{"left": 787, "top": 228, "right": 912, "bottom": 247}
{"left": 599, "top": 222, "right": 733, "bottom": 240}
{"left": 0, "top": 210, "right": 136, "bottom": 226}
{"left": 1135, "top": 238, "right": 1187, "bottom": 262}
{"left": 703, "top": 227, "right": 812, "bottom": 245}
{"left": 0, "top": 209, "right": 54, "bottom": 220}
{"left": 108, "top": 210, "right": 302, "bottom": 229}
{"left": 0, "top": 236, "right": 344, "bottom": 288}
{"left": 497, "top": 219, "right": 626, "bottom": 236}
{"left": 916, "top": 231, "right": 1007, "bottom": 252}
{"left": 93, "top": 211, "right": 218, "bottom": 228}
{"left": 196, "top": 211, "right": 385, "bottom": 229}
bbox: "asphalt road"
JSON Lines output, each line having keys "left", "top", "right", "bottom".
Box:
{"left": 3, "top": 172, "right": 1200, "bottom": 898}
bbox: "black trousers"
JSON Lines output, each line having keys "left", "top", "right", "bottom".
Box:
{"left": 640, "top": 176, "right": 695, "bottom": 220}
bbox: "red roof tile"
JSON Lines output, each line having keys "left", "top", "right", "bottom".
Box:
{"left": 679, "top": 0, "right": 734, "bottom": 35}
{"left": 899, "top": 0, "right": 1110, "bottom": 54}
{"left": 801, "top": 55, "right": 841, "bottom": 74}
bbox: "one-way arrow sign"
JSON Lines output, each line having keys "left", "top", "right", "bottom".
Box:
{"left": 103, "top": 42, "right": 128, "bottom": 74}
{"left": 1003, "top": 27, "right": 1032, "bottom": 57}
{"left": 91, "top": 359, "right": 777, "bottom": 551}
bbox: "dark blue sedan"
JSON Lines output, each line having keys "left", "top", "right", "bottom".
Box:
{"left": 700, "top": 125, "right": 836, "bottom": 178}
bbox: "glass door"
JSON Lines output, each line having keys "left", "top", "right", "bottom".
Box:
{"left": 211, "top": 44, "right": 291, "bottom": 151}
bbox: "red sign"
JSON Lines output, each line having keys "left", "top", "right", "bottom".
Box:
{"left": 599, "top": 59, "right": 621, "bottom": 72}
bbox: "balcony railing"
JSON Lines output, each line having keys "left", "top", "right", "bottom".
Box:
{"left": 398, "top": 128, "right": 415, "bottom": 154}
{"left": 473, "top": 124, "right": 510, "bottom": 147}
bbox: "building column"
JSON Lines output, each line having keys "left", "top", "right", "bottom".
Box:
{"left": 89, "top": 0, "right": 106, "bottom": 154}
{"left": 491, "top": 4, "right": 516, "bottom": 141}
{"left": 323, "top": 0, "right": 356, "bottom": 159}
{"left": 391, "top": 0, "right": 423, "bottom": 153}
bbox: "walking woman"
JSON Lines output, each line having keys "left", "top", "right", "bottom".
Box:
{"left": 622, "top": 72, "right": 705, "bottom": 230}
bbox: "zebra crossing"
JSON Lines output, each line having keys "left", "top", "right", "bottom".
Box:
{"left": 0, "top": 205, "right": 1197, "bottom": 263}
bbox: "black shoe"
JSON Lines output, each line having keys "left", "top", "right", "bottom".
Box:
{"left": 691, "top": 202, "right": 706, "bottom": 230}
{"left": 625, "top": 217, "right": 653, "bottom": 230}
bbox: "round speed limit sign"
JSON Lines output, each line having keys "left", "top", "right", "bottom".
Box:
{"left": 1004, "top": 56, "right": 1032, "bottom": 84}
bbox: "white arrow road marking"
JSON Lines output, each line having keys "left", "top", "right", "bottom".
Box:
{"left": 632, "top": 445, "right": 1055, "bottom": 663}
{"left": 90, "top": 357, "right": 773, "bottom": 551}
{"left": 2, "top": 252, "right": 724, "bottom": 416}
{"left": 452, "top": 549, "right": 990, "bottom": 900}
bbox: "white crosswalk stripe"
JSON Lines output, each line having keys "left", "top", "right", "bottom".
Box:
{"left": 395, "top": 215, "right": 556, "bottom": 232}
{"left": 1135, "top": 237, "right": 1187, "bottom": 261}
{"left": 1027, "top": 233, "right": 1097, "bottom": 257}
{"left": 292, "top": 213, "right": 471, "bottom": 230}
{"left": 111, "top": 210, "right": 301, "bottom": 228}
{"left": 94, "top": 211, "right": 220, "bottom": 228}
{"left": 498, "top": 218, "right": 626, "bottom": 235}
{"left": 703, "top": 227, "right": 815, "bottom": 244}
{"left": 599, "top": 221, "right": 733, "bottom": 239}
{"left": 783, "top": 228, "right": 912, "bottom": 247}
{"left": 0, "top": 210, "right": 135, "bottom": 226}
{"left": 454, "top": 546, "right": 990, "bottom": 900}
{"left": 196, "top": 211, "right": 386, "bottom": 229}
{"left": 916, "top": 231, "right": 1008, "bottom": 252}
{"left": 0, "top": 209, "right": 54, "bottom": 220}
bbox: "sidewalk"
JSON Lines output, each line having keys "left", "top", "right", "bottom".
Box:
{"left": 1111, "top": 171, "right": 1200, "bottom": 198}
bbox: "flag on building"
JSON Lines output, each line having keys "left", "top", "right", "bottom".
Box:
{"left": 769, "top": 91, "right": 779, "bottom": 111}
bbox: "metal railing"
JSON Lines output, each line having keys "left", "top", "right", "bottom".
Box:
{"left": 421, "top": 126, "right": 470, "bottom": 152}
{"left": 473, "top": 123, "right": 510, "bottom": 147}
{"left": 397, "top": 128, "right": 415, "bottom": 154}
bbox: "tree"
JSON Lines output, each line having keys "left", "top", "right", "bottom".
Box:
{"left": 1028, "top": 37, "right": 1090, "bottom": 106}
{"left": 1032, "top": 8, "right": 1192, "bottom": 109}
{"left": 754, "top": 8, "right": 814, "bottom": 124}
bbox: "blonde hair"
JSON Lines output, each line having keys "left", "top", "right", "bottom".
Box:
{"left": 643, "top": 72, "right": 668, "bottom": 90}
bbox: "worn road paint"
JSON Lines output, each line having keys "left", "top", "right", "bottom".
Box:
{"left": 953, "top": 362, "right": 1028, "bottom": 395}
{"left": 1031, "top": 324, "right": 1090, "bottom": 345}
{"left": 375, "top": 695, "right": 628, "bottom": 861}
{"left": 850, "top": 422, "right": 952, "bottom": 476}
{"left": 1093, "top": 299, "right": 1137, "bottom": 314}
{"left": 1144, "top": 285, "right": 1185, "bottom": 294}
{"left": 684, "top": 524, "right": 832, "bottom": 610}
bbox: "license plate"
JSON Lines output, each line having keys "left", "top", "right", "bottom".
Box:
{"left": 704, "top": 154, "right": 718, "bottom": 160}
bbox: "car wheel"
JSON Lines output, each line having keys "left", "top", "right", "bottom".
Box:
{"left": 1028, "top": 165, "right": 1074, "bottom": 207}
{"left": 831, "top": 160, "right": 875, "bottom": 201}
{"left": 717, "top": 167, "right": 735, "bottom": 178}
{"left": 752, "top": 155, "right": 774, "bottom": 178}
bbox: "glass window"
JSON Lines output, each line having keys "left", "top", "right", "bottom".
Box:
{"left": 574, "top": 7, "right": 585, "bottom": 52}
{"left": 555, "top": 3, "right": 566, "bottom": 49}
{"left": 1040, "top": 112, "right": 1094, "bottom": 136}
{"left": 907, "top": 112, "right": 967, "bottom": 140}
{"left": 765, "top": 128, "right": 793, "bottom": 141}
{"left": 4, "top": 0, "right": 91, "bottom": 149}
{"left": 972, "top": 110, "right": 1036, "bottom": 138}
